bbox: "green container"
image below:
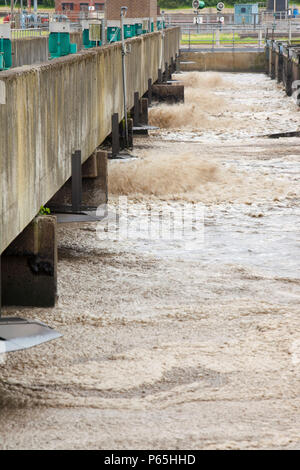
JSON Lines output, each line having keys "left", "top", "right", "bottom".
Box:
{"left": 124, "top": 24, "right": 133, "bottom": 39}
{"left": 49, "top": 32, "right": 77, "bottom": 59}
{"left": 135, "top": 23, "right": 143, "bottom": 36}
{"left": 82, "top": 28, "right": 101, "bottom": 49}
{"left": 151, "top": 22, "right": 154, "bottom": 32}
{"left": 157, "top": 20, "right": 165, "bottom": 30}
{"left": 0, "top": 37, "right": 12, "bottom": 70}
{"left": 107, "top": 26, "right": 120, "bottom": 43}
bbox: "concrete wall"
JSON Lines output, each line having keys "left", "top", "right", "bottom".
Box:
{"left": 0, "top": 27, "right": 180, "bottom": 254}
{"left": 12, "top": 32, "right": 82, "bottom": 68}
{"left": 180, "top": 51, "right": 266, "bottom": 73}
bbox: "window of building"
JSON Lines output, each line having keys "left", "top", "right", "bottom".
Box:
{"left": 95, "top": 3, "right": 104, "bottom": 10}
{"left": 80, "top": 3, "right": 89, "bottom": 10}
{"left": 241, "top": 7, "right": 246, "bottom": 13}
{"left": 62, "top": 3, "right": 74, "bottom": 10}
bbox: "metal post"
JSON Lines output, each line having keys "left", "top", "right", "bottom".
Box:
{"left": 133, "top": 91, "right": 140, "bottom": 126}
{"left": 0, "top": 256, "right": 2, "bottom": 319}
{"left": 148, "top": 78, "right": 152, "bottom": 106}
{"left": 72, "top": 151, "right": 82, "bottom": 212}
{"left": 216, "top": 29, "right": 220, "bottom": 47}
{"left": 112, "top": 113, "right": 120, "bottom": 158}
{"left": 34, "top": 0, "right": 37, "bottom": 28}
{"left": 121, "top": 6, "right": 128, "bottom": 148}
{"left": 158, "top": 68, "right": 162, "bottom": 83}
{"left": 161, "top": 10, "right": 165, "bottom": 72}
{"left": 289, "top": 19, "right": 291, "bottom": 45}
{"left": 10, "top": 0, "right": 13, "bottom": 26}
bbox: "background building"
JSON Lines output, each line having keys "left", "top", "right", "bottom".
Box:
{"left": 106, "top": 0, "right": 157, "bottom": 21}
{"left": 267, "top": 0, "right": 289, "bottom": 12}
{"left": 55, "top": 0, "right": 105, "bottom": 16}
{"left": 234, "top": 3, "right": 259, "bottom": 24}
{"left": 55, "top": 0, "right": 157, "bottom": 22}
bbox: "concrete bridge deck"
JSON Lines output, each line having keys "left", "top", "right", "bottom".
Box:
{"left": 0, "top": 27, "right": 180, "bottom": 255}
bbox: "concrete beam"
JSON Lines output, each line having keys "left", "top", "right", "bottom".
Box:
{"left": 1, "top": 216, "right": 57, "bottom": 308}
{"left": 0, "top": 26, "right": 181, "bottom": 253}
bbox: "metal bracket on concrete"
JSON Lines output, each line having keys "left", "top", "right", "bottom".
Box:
{"left": 0, "top": 258, "right": 62, "bottom": 353}
{"left": 72, "top": 150, "right": 82, "bottom": 213}
{"left": 148, "top": 78, "right": 153, "bottom": 106}
{"left": 133, "top": 92, "right": 140, "bottom": 127}
{"left": 49, "top": 150, "right": 105, "bottom": 223}
{"left": 0, "top": 317, "right": 62, "bottom": 353}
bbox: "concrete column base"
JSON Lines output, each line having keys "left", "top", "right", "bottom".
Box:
{"left": 151, "top": 84, "right": 184, "bottom": 103}
{"left": 82, "top": 151, "right": 108, "bottom": 206}
{"left": 48, "top": 151, "right": 108, "bottom": 209}
{"left": 1, "top": 215, "right": 57, "bottom": 307}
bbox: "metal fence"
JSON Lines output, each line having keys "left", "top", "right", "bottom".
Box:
{"left": 11, "top": 28, "right": 49, "bottom": 39}
{"left": 178, "top": 22, "right": 300, "bottom": 50}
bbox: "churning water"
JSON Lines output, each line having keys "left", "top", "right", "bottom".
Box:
{"left": 0, "top": 72, "right": 299, "bottom": 450}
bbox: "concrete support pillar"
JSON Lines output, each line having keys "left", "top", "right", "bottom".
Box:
{"left": 48, "top": 151, "right": 108, "bottom": 209}
{"left": 81, "top": 151, "right": 108, "bottom": 206}
{"left": 151, "top": 84, "right": 184, "bottom": 104}
{"left": 1, "top": 216, "right": 57, "bottom": 307}
{"left": 128, "top": 118, "right": 133, "bottom": 148}
{"left": 158, "top": 68, "right": 163, "bottom": 83}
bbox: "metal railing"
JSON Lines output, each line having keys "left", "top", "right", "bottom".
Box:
{"left": 12, "top": 28, "right": 49, "bottom": 39}
{"left": 179, "top": 22, "right": 300, "bottom": 50}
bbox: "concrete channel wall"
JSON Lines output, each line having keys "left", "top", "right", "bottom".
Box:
{"left": 0, "top": 27, "right": 180, "bottom": 254}
{"left": 180, "top": 51, "right": 266, "bottom": 73}
{"left": 265, "top": 39, "right": 300, "bottom": 97}
{"left": 11, "top": 32, "right": 82, "bottom": 67}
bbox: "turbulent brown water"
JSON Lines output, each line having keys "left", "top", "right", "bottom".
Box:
{"left": 0, "top": 72, "right": 299, "bottom": 450}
